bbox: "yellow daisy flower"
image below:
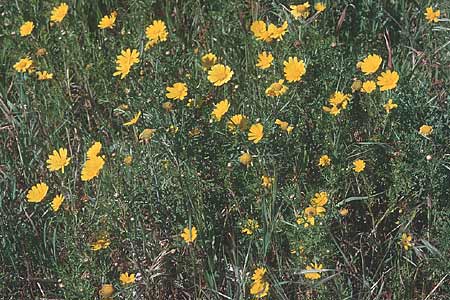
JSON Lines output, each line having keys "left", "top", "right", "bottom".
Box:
{"left": 166, "top": 82, "right": 188, "bottom": 100}
{"left": 123, "top": 111, "right": 141, "bottom": 126}
{"left": 211, "top": 99, "right": 230, "bottom": 121}
{"left": 20, "top": 21, "right": 34, "bottom": 36}
{"left": 50, "top": 3, "right": 69, "bottom": 23}
{"left": 248, "top": 123, "right": 264, "bottom": 143}
{"left": 377, "top": 70, "right": 399, "bottom": 91}
{"left": 46, "top": 148, "right": 71, "bottom": 173}
{"left": 181, "top": 226, "right": 198, "bottom": 243}
{"left": 26, "top": 182, "right": 49, "bottom": 203}
{"left": 283, "top": 57, "right": 306, "bottom": 82}
{"left": 256, "top": 51, "right": 273, "bottom": 70}
{"left": 51, "top": 194, "right": 64, "bottom": 212}
{"left": 208, "top": 64, "right": 233, "bottom": 86}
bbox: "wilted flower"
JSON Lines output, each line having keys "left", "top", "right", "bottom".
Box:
{"left": 139, "top": 128, "right": 156, "bottom": 142}
{"left": 275, "top": 119, "right": 294, "bottom": 134}
{"left": 239, "top": 151, "right": 252, "bottom": 167}
{"left": 241, "top": 219, "right": 260, "bottom": 235}
{"left": 265, "top": 80, "right": 288, "bottom": 97}
{"left": 401, "top": 233, "right": 413, "bottom": 250}
{"left": 261, "top": 175, "right": 273, "bottom": 188}
{"left": 383, "top": 99, "right": 398, "bottom": 113}
{"left": 201, "top": 53, "right": 218, "bottom": 70}
{"left": 227, "top": 114, "right": 248, "bottom": 133}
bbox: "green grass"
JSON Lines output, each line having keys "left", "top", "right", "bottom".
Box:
{"left": 1, "top": 0, "right": 450, "bottom": 299}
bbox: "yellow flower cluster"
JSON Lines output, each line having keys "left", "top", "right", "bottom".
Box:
{"left": 322, "top": 91, "right": 352, "bottom": 116}
{"left": 250, "top": 267, "right": 270, "bottom": 299}
{"left": 81, "top": 142, "right": 106, "bottom": 181}
{"left": 297, "top": 192, "right": 328, "bottom": 227}
{"left": 250, "top": 20, "right": 288, "bottom": 42}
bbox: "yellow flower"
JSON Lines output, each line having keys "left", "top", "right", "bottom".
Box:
{"left": 46, "top": 148, "right": 71, "bottom": 173}
{"left": 250, "top": 280, "right": 270, "bottom": 298}
{"left": 323, "top": 91, "right": 351, "bottom": 116}
{"left": 383, "top": 99, "right": 398, "bottom": 113}
{"left": 252, "top": 267, "right": 267, "bottom": 282}
{"left": 314, "top": 2, "right": 326, "bottom": 12}
{"left": 318, "top": 155, "right": 331, "bottom": 167}
{"left": 419, "top": 125, "right": 433, "bottom": 137}
{"left": 81, "top": 156, "right": 105, "bottom": 181}
{"left": 353, "top": 159, "right": 366, "bottom": 173}
{"left": 256, "top": 51, "right": 273, "bottom": 70}
{"left": 211, "top": 99, "right": 230, "bottom": 121}
{"left": 227, "top": 114, "right": 248, "bottom": 132}
{"left": 261, "top": 175, "right": 273, "bottom": 188}
{"left": 26, "top": 182, "right": 49, "bottom": 203}
{"left": 283, "top": 57, "right": 306, "bottom": 82}
{"left": 361, "top": 80, "right": 376, "bottom": 93}
{"left": 37, "top": 71, "right": 53, "bottom": 80}
{"left": 377, "top": 70, "right": 399, "bottom": 91}
{"left": 401, "top": 233, "right": 413, "bottom": 250}
{"left": 123, "top": 155, "right": 132, "bottom": 165}
{"left": 208, "top": 64, "right": 233, "bottom": 86}
{"left": 13, "top": 57, "right": 33, "bottom": 73}
{"left": 290, "top": 2, "right": 311, "bottom": 19}
{"left": 20, "top": 21, "right": 34, "bottom": 36}
{"left": 239, "top": 151, "right": 252, "bottom": 167}
{"left": 98, "top": 11, "right": 117, "bottom": 29}
{"left": 87, "top": 141, "right": 102, "bottom": 159}
{"left": 248, "top": 123, "right": 264, "bottom": 143}
{"left": 123, "top": 111, "right": 141, "bottom": 126}
{"left": 145, "top": 20, "right": 168, "bottom": 43}
{"left": 201, "top": 53, "right": 218, "bottom": 70}
{"left": 91, "top": 238, "right": 110, "bottom": 251}
{"left": 425, "top": 7, "right": 440, "bottom": 23}
{"left": 304, "top": 262, "right": 323, "bottom": 280}
{"left": 265, "top": 79, "right": 288, "bottom": 97}
{"left": 250, "top": 20, "right": 271, "bottom": 42}
{"left": 275, "top": 119, "right": 294, "bottom": 134}
{"left": 357, "top": 54, "right": 382, "bottom": 75}
{"left": 51, "top": 194, "right": 64, "bottom": 212}
{"left": 311, "top": 192, "right": 328, "bottom": 208}
{"left": 166, "top": 82, "right": 188, "bottom": 100}
{"left": 119, "top": 272, "right": 136, "bottom": 285}
{"left": 267, "top": 21, "right": 288, "bottom": 41}
{"left": 99, "top": 284, "right": 114, "bottom": 299}
{"left": 113, "top": 48, "right": 140, "bottom": 79}
{"left": 241, "top": 219, "right": 259, "bottom": 235}
{"left": 51, "top": 3, "right": 69, "bottom": 23}
{"left": 181, "top": 226, "right": 198, "bottom": 243}
{"left": 139, "top": 128, "right": 156, "bottom": 142}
